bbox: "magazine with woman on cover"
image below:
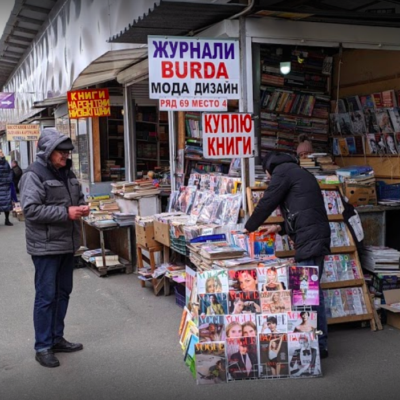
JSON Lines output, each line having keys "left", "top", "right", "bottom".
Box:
{"left": 259, "top": 333, "right": 289, "bottom": 377}
{"left": 197, "top": 270, "right": 229, "bottom": 294}
{"left": 289, "top": 266, "right": 319, "bottom": 306}
{"left": 257, "top": 313, "right": 288, "bottom": 334}
{"left": 260, "top": 291, "right": 291, "bottom": 313}
{"left": 257, "top": 265, "right": 288, "bottom": 291}
{"left": 198, "top": 315, "right": 226, "bottom": 342}
{"left": 227, "top": 337, "right": 258, "bottom": 380}
{"left": 199, "top": 293, "right": 228, "bottom": 316}
{"left": 228, "top": 291, "right": 261, "bottom": 314}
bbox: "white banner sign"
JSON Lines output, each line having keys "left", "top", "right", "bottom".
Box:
{"left": 159, "top": 98, "right": 228, "bottom": 111}
{"left": 148, "top": 36, "right": 240, "bottom": 99}
{"left": 202, "top": 113, "right": 254, "bottom": 159}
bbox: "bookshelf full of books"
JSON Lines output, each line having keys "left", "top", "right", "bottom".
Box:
{"left": 259, "top": 45, "right": 332, "bottom": 156}
{"left": 184, "top": 112, "right": 231, "bottom": 181}
{"left": 135, "top": 105, "right": 170, "bottom": 176}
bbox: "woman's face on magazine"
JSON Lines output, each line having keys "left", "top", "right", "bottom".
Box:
{"left": 227, "top": 324, "right": 242, "bottom": 338}
{"left": 238, "top": 272, "right": 257, "bottom": 292}
{"left": 243, "top": 325, "right": 256, "bottom": 337}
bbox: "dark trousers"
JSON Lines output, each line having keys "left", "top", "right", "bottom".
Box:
{"left": 297, "top": 256, "right": 328, "bottom": 351}
{"left": 32, "top": 254, "right": 74, "bottom": 352}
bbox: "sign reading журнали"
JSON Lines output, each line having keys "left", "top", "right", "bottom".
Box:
{"left": 148, "top": 36, "right": 240, "bottom": 103}
{"left": 202, "top": 113, "right": 254, "bottom": 159}
{"left": 67, "top": 89, "right": 111, "bottom": 118}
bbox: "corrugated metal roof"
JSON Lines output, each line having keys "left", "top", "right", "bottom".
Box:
{"left": 0, "top": 0, "right": 56, "bottom": 90}
{"left": 252, "top": 0, "right": 400, "bottom": 28}
{"left": 109, "top": 1, "right": 247, "bottom": 44}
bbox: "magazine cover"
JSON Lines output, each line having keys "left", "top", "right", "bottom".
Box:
{"left": 257, "top": 265, "right": 288, "bottom": 291}
{"left": 374, "top": 132, "right": 388, "bottom": 154}
{"left": 197, "top": 192, "right": 217, "bottom": 223}
{"left": 336, "top": 255, "right": 355, "bottom": 281}
{"left": 395, "top": 132, "right": 400, "bottom": 153}
{"left": 180, "top": 319, "right": 199, "bottom": 353}
{"left": 288, "top": 266, "right": 319, "bottom": 306}
{"left": 210, "top": 196, "right": 225, "bottom": 224}
{"left": 322, "top": 190, "right": 339, "bottom": 215}
{"left": 198, "top": 315, "right": 226, "bottom": 342}
{"left": 350, "top": 111, "right": 366, "bottom": 134}
{"left": 364, "top": 108, "right": 379, "bottom": 133}
{"left": 228, "top": 291, "right": 261, "bottom": 314}
{"left": 222, "top": 194, "right": 242, "bottom": 225}
{"left": 385, "top": 132, "right": 398, "bottom": 154}
{"left": 338, "top": 113, "right": 352, "bottom": 134}
{"left": 260, "top": 290, "right": 292, "bottom": 313}
{"left": 275, "top": 234, "right": 294, "bottom": 252}
{"left": 287, "top": 311, "right": 317, "bottom": 333}
{"left": 376, "top": 109, "right": 394, "bottom": 133}
{"left": 227, "top": 337, "right": 258, "bottom": 380}
{"left": 288, "top": 333, "right": 321, "bottom": 377}
{"left": 228, "top": 269, "right": 258, "bottom": 292}
{"left": 343, "top": 288, "right": 367, "bottom": 315}
{"left": 189, "top": 190, "right": 209, "bottom": 223}
{"left": 224, "top": 314, "right": 257, "bottom": 339}
{"left": 249, "top": 231, "right": 275, "bottom": 259}
{"left": 195, "top": 341, "right": 227, "bottom": 384}
{"left": 197, "top": 270, "right": 229, "bottom": 294}
{"left": 199, "top": 293, "right": 228, "bottom": 316}
{"left": 259, "top": 333, "right": 289, "bottom": 378}
{"left": 167, "top": 190, "right": 179, "bottom": 212}
{"left": 327, "top": 289, "right": 346, "bottom": 317}
{"left": 257, "top": 313, "right": 288, "bottom": 334}
{"left": 388, "top": 108, "right": 400, "bottom": 131}
{"left": 184, "top": 333, "right": 199, "bottom": 378}
{"left": 321, "top": 258, "right": 338, "bottom": 283}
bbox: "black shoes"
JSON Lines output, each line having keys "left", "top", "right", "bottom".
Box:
{"left": 320, "top": 349, "right": 329, "bottom": 359}
{"left": 35, "top": 350, "right": 60, "bottom": 368}
{"left": 5, "top": 220, "right": 13, "bottom": 226}
{"left": 52, "top": 338, "right": 83, "bottom": 353}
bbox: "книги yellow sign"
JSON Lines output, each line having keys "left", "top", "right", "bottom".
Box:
{"left": 67, "top": 89, "right": 111, "bottom": 118}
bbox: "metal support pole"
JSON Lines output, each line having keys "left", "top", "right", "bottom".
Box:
{"left": 123, "top": 85, "right": 135, "bottom": 181}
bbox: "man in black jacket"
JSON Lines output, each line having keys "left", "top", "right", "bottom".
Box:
{"left": 245, "top": 152, "right": 331, "bottom": 358}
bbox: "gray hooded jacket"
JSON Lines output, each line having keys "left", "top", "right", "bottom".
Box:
{"left": 20, "top": 128, "right": 85, "bottom": 256}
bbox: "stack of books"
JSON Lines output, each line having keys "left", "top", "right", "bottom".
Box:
{"left": 123, "top": 179, "right": 161, "bottom": 199}
{"left": 362, "top": 246, "right": 400, "bottom": 273}
{"left": 99, "top": 199, "right": 120, "bottom": 212}
{"left": 112, "top": 212, "right": 136, "bottom": 226}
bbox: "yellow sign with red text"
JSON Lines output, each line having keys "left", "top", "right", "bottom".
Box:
{"left": 67, "top": 89, "right": 111, "bottom": 118}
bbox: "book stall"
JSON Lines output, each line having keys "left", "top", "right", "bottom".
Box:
{"left": 78, "top": 177, "right": 163, "bottom": 277}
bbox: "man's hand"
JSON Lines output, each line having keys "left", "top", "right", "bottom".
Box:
{"left": 260, "top": 224, "right": 281, "bottom": 235}
{"left": 79, "top": 205, "right": 90, "bottom": 217}
{"left": 68, "top": 206, "right": 84, "bottom": 220}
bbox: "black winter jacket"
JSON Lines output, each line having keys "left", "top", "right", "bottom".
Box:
{"left": 0, "top": 157, "right": 12, "bottom": 212}
{"left": 245, "top": 152, "right": 331, "bottom": 261}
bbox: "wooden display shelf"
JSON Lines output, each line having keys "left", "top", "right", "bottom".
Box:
{"left": 331, "top": 246, "right": 357, "bottom": 254}
{"left": 260, "top": 110, "right": 329, "bottom": 120}
{"left": 321, "top": 279, "right": 365, "bottom": 290}
{"left": 327, "top": 313, "right": 374, "bottom": 325}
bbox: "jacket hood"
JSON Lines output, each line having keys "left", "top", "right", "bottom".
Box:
{"left": 36, "top": 128, "right": 71, "bottom": 163}
{"left": 262, "top": 152, "right": 298, "bottom": 174}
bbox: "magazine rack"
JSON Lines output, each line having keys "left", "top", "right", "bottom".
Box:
{"left": 246, "top": 184, "right": 382, "bottom": 331}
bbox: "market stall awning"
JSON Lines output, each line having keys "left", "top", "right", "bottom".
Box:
{"left": 108, "top": 0, "right": 247, "bottom": 44}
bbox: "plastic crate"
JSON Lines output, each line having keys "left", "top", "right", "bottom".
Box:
{"left": 174, "top": 285, "right": 186, "bottom": 308}
{"left": 376, "top": 181, "right": 400, "bottom": 200}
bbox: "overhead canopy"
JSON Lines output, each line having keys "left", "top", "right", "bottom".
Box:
{"left": 252, "top": 0, "right": 400, "bottom": 28}
{"left": 108, "top": 0, "right": 247, "bottom": 44}
{"left": 0, "top": 0, "right": 56, "bottom": 89}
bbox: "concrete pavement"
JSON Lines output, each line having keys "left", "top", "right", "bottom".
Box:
{"left": 1, "top": 219, "right": 400, "bottom": 400}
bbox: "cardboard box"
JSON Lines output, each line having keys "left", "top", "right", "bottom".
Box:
{"left": 135, "top": 222, "right": 158, "bottom": 248}
{"left": 344, "top": 184, "right": 377, "bottom": 207}
{"left": 154, "top": 220, "right": 170, "bottom": 247}
{"left": 381, "top": 289, "right": 400, "bottom": 329}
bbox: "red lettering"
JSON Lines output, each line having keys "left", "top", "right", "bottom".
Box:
{"left": 243, "top": 136, "right": 252, "bottom": 155}
{"left": 216, "top": 62, "right": 229, "bottom": 79}
{"left": 216, "top": 137, "right": 225, "bottom": 155}
{"left": 204, "top": 115, "right": 213, "bottom": 134}
{"left": 226, "top": 137, "right": 235, "bottom": 155}
{"left": 176, "top": 61, "right": 188, "bottom": 79}
{"left": 208, "top": 138, "right": 216, "bottom": 156}
{"left": 212, "top": 115, "right": 220, "bottom": 133}
{"left": 204, "top": 62, "right": 215, "bottom": 79}
{"left": 161, "top": 61, "right": 174, "bottom": 78}
{"left": 190, "top": 62, "right": 202, "bottom": 79}
{"left": 235, "top": 137, "right": 243, "bottom": 154}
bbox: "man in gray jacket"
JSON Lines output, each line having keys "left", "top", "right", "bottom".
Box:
{"left": 20, "top": 128, "right": 90, "bottom": 368}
